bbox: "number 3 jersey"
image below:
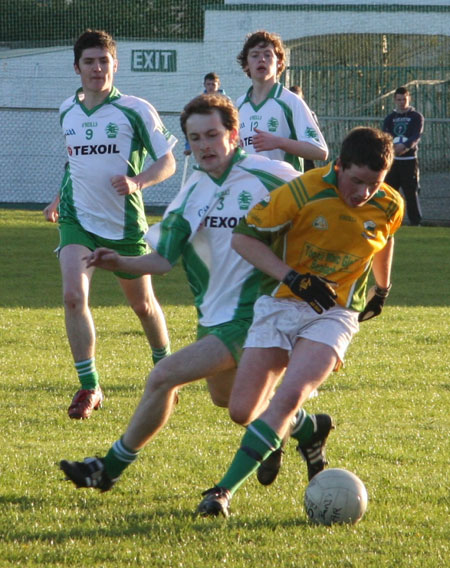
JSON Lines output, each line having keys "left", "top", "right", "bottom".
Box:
{"left": 237, "top": 83, "right": 328, "bottom": 172}
{"left": 59, "top": 86, "right": 177, "bottom": 241}
{"left": 146, "top": 149, "right": 299, "bottom": 327}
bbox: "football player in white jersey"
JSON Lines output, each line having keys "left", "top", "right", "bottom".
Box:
{"left": 236, "top": 30, "right": 328, "bottom": 172}
{"left": 59, "top": 93, "right": 300, "bottom": 493}
{"left": 43, "top": 30, "right": 176, "bottom": 420}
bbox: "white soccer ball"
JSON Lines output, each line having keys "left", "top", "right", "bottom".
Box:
{"left": 393, "top": 135, "right": 407, "bottom": 145}
{"left": 304, "top": 468, "right": 368, "bottom": 526}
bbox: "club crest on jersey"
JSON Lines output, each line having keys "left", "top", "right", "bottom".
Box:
{"left": 312, "top": 216, "right": 328, "bottom": 230}
{"left": 105, "top": 122, "right": 119, "bottom": 138}
{"left": 362, "top": 220, "right": 377, "bottom": 240}
{"left": 238, "top": 190, "right": 253, "bottom": 210}
{"left": 267, "top": 117, "right": 279, "bottom": 132}
{"left": 305, "top": 127, "right": 319, "bottom": 142}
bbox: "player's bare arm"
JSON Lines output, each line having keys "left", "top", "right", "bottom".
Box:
{"left": 253, "top": 128, "right": 328, "bottom": 161}
{"left": 358, "top": 237, "right": 395, "bottom": 322}
{"left": 371, "top": 237, "right": 394, "bottom": 289}
{"left": 231, "top": 233, "right": 291, "bottom": 281}
{"left": 111, "top": 151, "right": 176, "bottom": 196}
{"left": 43, "top": 194, "right": 60, "bottom": 223}
{"left": 85, "top": 247, "right": 172, "bottom": 275}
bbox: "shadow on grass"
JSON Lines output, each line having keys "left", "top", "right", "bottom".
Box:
{"left": 0, "top": 498, "right": 310, "bottom": 543}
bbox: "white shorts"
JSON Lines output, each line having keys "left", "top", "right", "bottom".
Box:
{"left": 244, "top": 295, "right": 359, "bottom": 363}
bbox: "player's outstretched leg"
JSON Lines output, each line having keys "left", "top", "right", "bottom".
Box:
{"left": 60, "top": 457, "right": 118, "bottom": 492}
{"left": 295, "top": 413, "right": 334, "bottom": 480}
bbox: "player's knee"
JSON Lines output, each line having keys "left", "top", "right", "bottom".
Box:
{"left": 145, "top": 359, "right": 179, "bottom": 394}
{"left": 129, "top": 299, "right": 152, "bottom": 319}
{"left": 63, "top": 288, "right": 87, "bottom": 311}
{"left": 228, "top": 401, "right": 253, "bottom": 426}
{"left": 209, "top": 391, "right": 229, "bottom": 408}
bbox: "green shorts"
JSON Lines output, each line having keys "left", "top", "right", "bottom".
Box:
{"left": 58, "top": 217, "right": 148, "bottom": 279}
{"left": 197, "top": 318, "right": 253, "bottom": 364}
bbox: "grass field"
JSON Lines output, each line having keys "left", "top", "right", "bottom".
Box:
{"left": 0, "top": 210, "right": 449, "bottom": 567}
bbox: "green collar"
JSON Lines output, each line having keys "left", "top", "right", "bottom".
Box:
{"left": 193, "top": 147, "right": 247, "bottom": 186}
{"left": 75, "top": 85, "right": 121, "bottom": 115}
{"left": 243, "top": 82, "right": 282, "bottom": 111}
{"left": 322, "top": 160, "right": 338, "bottom": 186}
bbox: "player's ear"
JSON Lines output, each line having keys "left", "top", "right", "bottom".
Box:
{"left": 113, "top": 58, "right": 118, "bottom": 73}
{"left": 335, "top": 158, "right": 342, "bottom": 172}
{"left": 230, "top": 128, "right": 239, "bottom": 146}
{"left": 74, "top": 63, "right": 81, "bottom": 75}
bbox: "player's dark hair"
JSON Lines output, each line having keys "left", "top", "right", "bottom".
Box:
{"left": 74, "top": 29, "right": 117, "bottom": 66}
{"left": 237, "top": 30, "right": 286, "bottom": 78}
{"left": 289, "top": 85, "right": 303, "bottom": 97}
{"left": 204, "top": 72, "right": 220, "bottom": 83}
{"left": 394, "top": 86, "right": 409, "bottom": 96}
{"left": 339, "top": 127, "right": 394, "bottom": 172}
{"left": 180, "top": 94, "right": 239, "bottom": 138}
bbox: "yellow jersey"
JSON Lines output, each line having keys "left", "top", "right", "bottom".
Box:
{"left": 234, "top": 161, "right": 404, "bottom": 311}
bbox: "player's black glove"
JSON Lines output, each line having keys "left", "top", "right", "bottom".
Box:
{"left": 358, "top": 284, "right": 392, "bottom": 322}
{"left": 283, "top": 269, "right": 337, "bottom": 314}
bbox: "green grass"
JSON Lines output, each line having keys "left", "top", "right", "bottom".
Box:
{"left": 0, "top": 210, "right": 449, "bottom": 567}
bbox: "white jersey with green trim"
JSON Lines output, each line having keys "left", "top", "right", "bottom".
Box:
{"left": 237, "top": 83, "right": 327, "bottom": 172}
{"left": 145, "top": 149, "right": 299, "bottom": 327}
{"left": 59, "top": 86, "right": 177, "bottom": 241}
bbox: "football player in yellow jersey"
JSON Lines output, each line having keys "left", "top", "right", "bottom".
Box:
{"left": 197, "top": 127, "right": 404, "bottom": 518}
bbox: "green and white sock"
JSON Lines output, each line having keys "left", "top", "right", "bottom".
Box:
{"left": 75, "top": 358, "right": 99, "bottom": 390}
{"left": 103, "top": 437, "right": 140, "bottom": 480}
{"left": 218, "top": 419, "right": 282, "bottom": 495}
{"left": 151, "top": 344, "right": 171, "bottom": 365}
{"left": 290, "top": 408, "right": 314, "bottom": 444}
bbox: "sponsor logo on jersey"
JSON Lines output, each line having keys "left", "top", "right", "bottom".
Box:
{"left": 238, "top": 191, "right": 253, "bottom": 210}
{"left": 362, "top": 220, "right": 377, "bottom": 240}
{"left": 203, "top": 215, "right": 244, "bottom": 228}
{"left": 67, "top": 144, "right": 120, "bottom": 156}
{"left": 267, "top": 117, "right": 279, "bottom": 132}
{"left": 241, "top": 136, "right": 253, "bottom": 147}
{"left": 215, "top": 189, "right": 230, "bottom": 200}
{"left": 303, "top": 242, "right": 359, "bottom": 275}
{"left": 64, "top": 128, "right": 76, "bottom": 136}
{"left": 198, "top": 205, "right": 210, "bottom": 217}
{"left": 305, "top": 127, "right": 319, "bottom": 141}
{"left": 105, "top": 122, "right": 119, "bottom": 138}
{"left": 312, "top": 216, "right": 328, "bottom": 230}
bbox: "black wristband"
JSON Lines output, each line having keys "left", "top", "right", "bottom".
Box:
{"left": 283, "top": 269, "right": 302, "bottom": 287}
{"left": 374, "top": 283, "right": 392, "bottom": 298}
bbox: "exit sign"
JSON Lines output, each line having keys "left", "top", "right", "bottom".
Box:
{"left": 131, "top": 50, "right": 177, "bottom": 72}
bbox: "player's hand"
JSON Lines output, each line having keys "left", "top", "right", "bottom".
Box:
{"left": 111, "top": 175, "right": 142, "bottom": 196}
{"left": 358, "top": 284, "right": 391, "bottom": 322}
{"left": 43, "top": 201, "right": 59, "bottom": 223}
{"left": 394, "top": 143, "right": 407, "bottom": 156}
{"left": 253, "top": 128, "right": 280, "bottom": 152}
{"left": 283, "top": 269, "right": 337, "bottom": 314}
{"left": 84, "top": 248, "right": 121, "bottom": 271}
